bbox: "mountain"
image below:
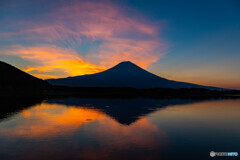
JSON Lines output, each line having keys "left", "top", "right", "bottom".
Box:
{"left": 0, "top": 61, "right": 49, "bottom": 91}
{"left": 47, "top": 61, "right": 220, "bottom": 90}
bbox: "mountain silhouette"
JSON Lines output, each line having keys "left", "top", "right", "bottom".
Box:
{"left": 47, "top": 61, "right": 220, "bottom": 89}
{"left": 0, "top": 61, "right": 49, "bottom": 91}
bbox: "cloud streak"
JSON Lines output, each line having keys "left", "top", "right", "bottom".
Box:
{"left": 0, "top": 0, "right": 166, "bottom": 78}
{"left": 0, "top": 45, "right": 105, "bottom": 79}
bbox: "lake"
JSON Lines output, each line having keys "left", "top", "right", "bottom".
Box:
{"left": 0, "top": 98, "right": 239, "bottom": 160}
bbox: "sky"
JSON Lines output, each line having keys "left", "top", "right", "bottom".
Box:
{"left": 0, "top": 0, "right": 239, "bottom": 89}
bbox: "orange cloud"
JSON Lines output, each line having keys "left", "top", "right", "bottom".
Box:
{"left": 0, "top": 45, "right": 106, "bottom": 79}
{"left": 0, "top": 1, "right": 166, "bottom": 77}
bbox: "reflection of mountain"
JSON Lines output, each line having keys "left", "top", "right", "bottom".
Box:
{"left": 0, "top": 102, "right": 169, "bottom": 160}
{"left": 47, "top": 61, "right": 220, "bottom": 89}
{"left": 0, "top": 61, "right": 49, "bottom": 95}
{"left": 0, "top": 97, "right": 200, "bottom": 125}
{"left": 1, "top": 98, "right": 239, "bottom": 160}
{"left": 47, "top": 98, "right": 199, "bottom": 125}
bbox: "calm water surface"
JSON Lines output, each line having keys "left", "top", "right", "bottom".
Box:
{"left": 0, "top": 98, "right": 239, "bottom": 160}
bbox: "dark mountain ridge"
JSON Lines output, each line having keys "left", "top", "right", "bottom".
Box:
{"left": 0, "top": 61, "right": 49, "bottom": 91}
{"left": 0, "top": 60, "right": 239, "bottom": 98}
{"left": 47, "top": 61, "right": 222, "bottom": 90}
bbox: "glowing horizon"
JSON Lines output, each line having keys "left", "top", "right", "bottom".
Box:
{"left": 0, "top": 0, "right": 239, "bottom": 89}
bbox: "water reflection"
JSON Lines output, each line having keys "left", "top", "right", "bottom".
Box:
{"left": 0, "top": 98, "right": 239, "bottom": 160}
{"left": 0, "top": 103, "right": 106, "bottom": 138}
{"left": 47, "top": 98, "right": 198, "bottom": 125}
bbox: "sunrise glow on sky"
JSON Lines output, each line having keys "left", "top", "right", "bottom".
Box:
{"left": 0, "top": 0, "right": 239, "bottom": 89}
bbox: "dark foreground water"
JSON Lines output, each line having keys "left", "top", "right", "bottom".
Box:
{"left": 0, "top": 98, "right": 239, "bottom": 160}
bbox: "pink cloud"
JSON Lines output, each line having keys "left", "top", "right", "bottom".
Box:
{"left": 0, "top": 1, "right": 167, "bottom": 77}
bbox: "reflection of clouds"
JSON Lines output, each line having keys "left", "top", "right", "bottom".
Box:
{"left": 95, "top": 118, "right": 162, "bottom": 147}
{"left": 0, "top": 103, "right": 106, "bottom": 138}
{"left": 0, "top": 102, "right": 168, "bottom": 160}
{"left": 0, "top": 1, "right": 166, "bottom": 79}
{"left": 75, "top": 118, "right": 168, "bottom": 160}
